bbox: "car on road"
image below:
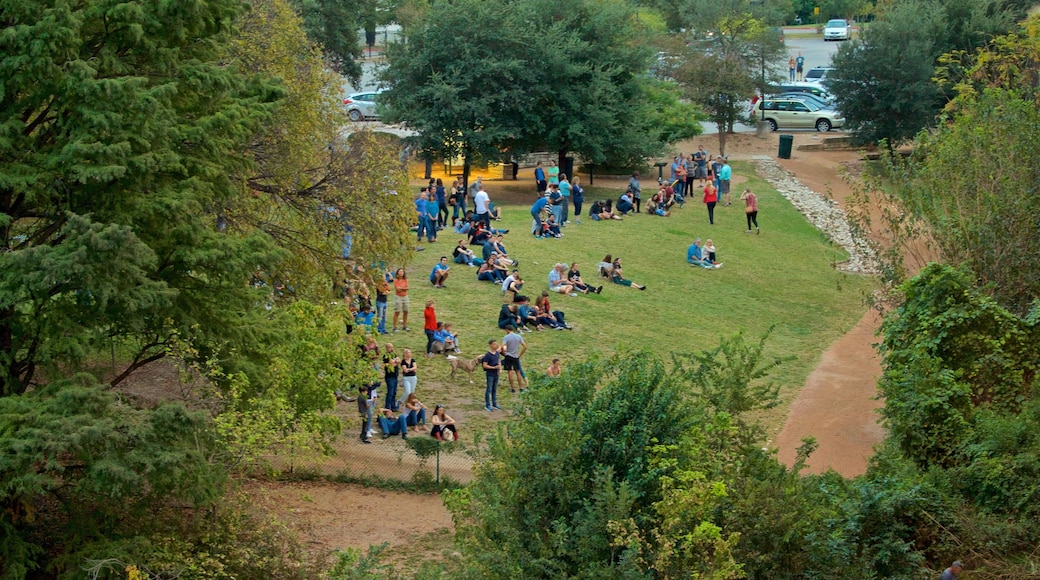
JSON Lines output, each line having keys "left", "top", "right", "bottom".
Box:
{"left": 804, "top": 66, "right": 835, "bottom": 83}
{"left": 754, "top": 97, "right": 844, "bottom": 132}
{"left": 343, "top": 90, "right": 384, "bottom": 121}
{"left": 824, "top": 19, "right": 851, "bottom": 41}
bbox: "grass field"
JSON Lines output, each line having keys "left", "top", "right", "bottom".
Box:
{"left": 382, "top": 161, "right": 874, "bottom": 437}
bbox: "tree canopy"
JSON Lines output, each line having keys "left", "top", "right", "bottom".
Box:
{"left": 827, "top": 0, "right": 1018, "bottom": 145}
{"left": 379, "top": 0, "right": 687, "bottom": 177}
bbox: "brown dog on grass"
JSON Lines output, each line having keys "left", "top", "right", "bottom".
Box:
{"left": 447, "top": 354, "right": 481, "bottom": 383}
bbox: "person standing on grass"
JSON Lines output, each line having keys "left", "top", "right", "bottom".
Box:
{"left": 392, "top": 268, "right": 409, "bottom": 332}
{"left": 473, "top": 183, "right": 492, "bottom": 228}
{"left": 531, "top": 192, "right": 549, "bottom": 236}
{"left": 382, "top": 343, "right": 401, "bottom": 411}
{"left": 435, "top": 178, "right": 449, "bottom": 229}
{"left": 534, "top": 161, "right": 547, "bottom": 194}
{"left": 375, "top": 274, "right": 390, "bottom": 334}
{"left": 719, "top": 157, "right": 732, "bottom": 206}
{"left": 414, "top": 188, "right": 428, "bottom": 251}
{"left": 502, "top": 324, "right": 527, "bottom": 394}
{"left": 694, "top": 146, "right": 708, "bottom": 186}
{"left": 423, "top": 299, "right": 438, "bottom": 357}
{"left": 558, "top": 174, "right": 571, "bottom": 225}
{"left": 356, "top": 384, "right": 372, "bottom": 444}
{"left": 425, "top": 190, "right": 439, "bottom": 238}
{"left": 571, "top": 176, "right": 584, "bottom": 224}
{"left": 628, "top": 171, "right": 642, "bottom": 213}
{"left": 703, "top": 179, "right": 718, "bottom": 225}
{"left": 400, "top": 348, "right": 418, "bottom": 398}
{"left": 481, "top": 339, "right": 503, "bottom": 411}
{"left": 547, "top": 160, "right": 560, "bottom": 187}
{"left": 741, "top": 188, "right": 760, "bottom": 234}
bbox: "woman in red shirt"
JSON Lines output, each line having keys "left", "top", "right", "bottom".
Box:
{"left": 703, "top": 181, "right": 718, "bottom": 225}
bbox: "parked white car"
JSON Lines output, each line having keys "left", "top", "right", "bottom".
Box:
{"left": 824, "top": 19, "right": 851, "bottom": 41}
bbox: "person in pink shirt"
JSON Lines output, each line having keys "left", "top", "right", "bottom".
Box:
{"left": 741, "top": 188, "right": 759, "bottom": 234}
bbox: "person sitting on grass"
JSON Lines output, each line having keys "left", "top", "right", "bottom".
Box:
{"left": 704, "top": 239, "right": 722, "bottom": 268}
{"left": 588, "top": 200, "right": 623, "bottom": 221}
{"left": 535, "top": 291, "right": 573, "bottom": 329}
{"left": 477, "top": 258, "right": 505, "bottom": 283}
{"left": 686, "top": 238, "right": 717, "bottom": 269}
{"left": 610, "top": 257, "right": 647, "bottom": 290}
{"left": 403, "top": 392, "right": 428, "bottom": 430}
{"left": 432, "top": 321, "right": 460, "bottom": 354}
{"left": 429, "top": 256, "right": 451, "bottom": 288}
{"left": 502, "top": 270, "right": 524, "bottom": 302}
{"left": 567, "top": 262, "right": 602, "bottom": 294}
{"left": 498, "top": 302, "right": 522, "bottom": 330}
{"left": 453, "top": 216, "right": 472, "bottom": 235}
{"left": 378, "top": 407, "right": 408, "bottom": 440}
{"left": 540, "top": 212, "right": 562, "bottom": 238}
{"left": 598, "top": 254, "right": 615, "bottom": 278}
{"left": 548, "top": 263, "right": 577, "bottom": 296}
{"left": 453, "top": 239, "right": 482, "bottom": 266}
{"left": 547, "top": 358, "right": 562, "bottom": 377}
{"left": 616, "top": 189, "right": 635, "bottom": 215}
{"left": 430, "top": 404, "right": 459, "bottom": 441}
{"left": 646, "top": 192, "right": 671, "bottom": 217}
{"left": 516, "top": 297, "right": 540, "bottom": 331}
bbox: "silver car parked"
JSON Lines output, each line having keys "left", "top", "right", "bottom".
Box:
{"left": 755, "top": 98, "right": 844, "bottom": 132}
{"left": 343, "top": 90, "right": 384, "bottom": 122}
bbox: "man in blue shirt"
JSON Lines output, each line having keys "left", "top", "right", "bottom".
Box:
{"left": 530, "top": 194, "right": 549, "bottom": 237}
{"left": 534, "top": 161, "right": 546, "bottom": 194}
{"left": 414, "top": 188, "right": 429, "bottom": 249}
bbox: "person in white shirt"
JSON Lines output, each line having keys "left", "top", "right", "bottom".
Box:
{"left": 473, "top": 185, "right": 491, "bottom": 227}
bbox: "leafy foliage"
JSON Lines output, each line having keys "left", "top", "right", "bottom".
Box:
{"left": 879, "top": 264, "right": 1038, "bottom": 466}
{"left": 827, "top": 0, "right": 1017, "bottom": 146}
{"left": 0, "top": 0, "right": 283, "bottom": 394}
{"left": 448, "top": 336, "right": 786, "bottom": 579}
{"left": 380, "top": 0, "right": 676, "bottom": 176}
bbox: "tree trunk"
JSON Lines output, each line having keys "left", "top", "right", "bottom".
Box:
{"left": 717, "top": 131, "right": 728, "bottom": 157}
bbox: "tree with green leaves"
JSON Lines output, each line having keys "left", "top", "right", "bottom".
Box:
{"left": 381, "top": 0, "right": 680, "bottom": 179}
{"left": 826, "top": 0, "right": 1017, "bottom": 146}
{"left": 448, "top": 335, "right": 786, "bottom": 578}
{"left": 511, "top": 0, "right": 669, "bottom": 170}
{"left": 0, "top": 0, "right": 283, "bottom": 396}
{"left": 289, "top": 0, "right": 368, "bottom": 85}
{"left": 379, "top": 0, "right": 530, "bottom": 186}
{"left": 673, "top": 2, "right": 786, "bottom": 154}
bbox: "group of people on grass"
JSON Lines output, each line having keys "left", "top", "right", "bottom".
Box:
{"left": 349, "top": 151, "right": 763, "bottom": 444}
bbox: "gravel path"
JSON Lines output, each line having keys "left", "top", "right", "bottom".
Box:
{"left": 751, "top": 155, "right": 877, "bottom": 274}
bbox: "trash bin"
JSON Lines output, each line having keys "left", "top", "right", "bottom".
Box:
{"left": 778, "top": 134, "right": 794, "bottom": 159}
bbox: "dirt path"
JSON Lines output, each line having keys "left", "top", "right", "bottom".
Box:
{"left": 767, "top": 139, "right": 886, "bottom": 477}
{"left": 775, "top": 309, "right": 884, "bottom": 476}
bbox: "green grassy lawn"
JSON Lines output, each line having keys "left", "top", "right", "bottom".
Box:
{"left": 384, "top": 162, "right": 874, "bottom": 436}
